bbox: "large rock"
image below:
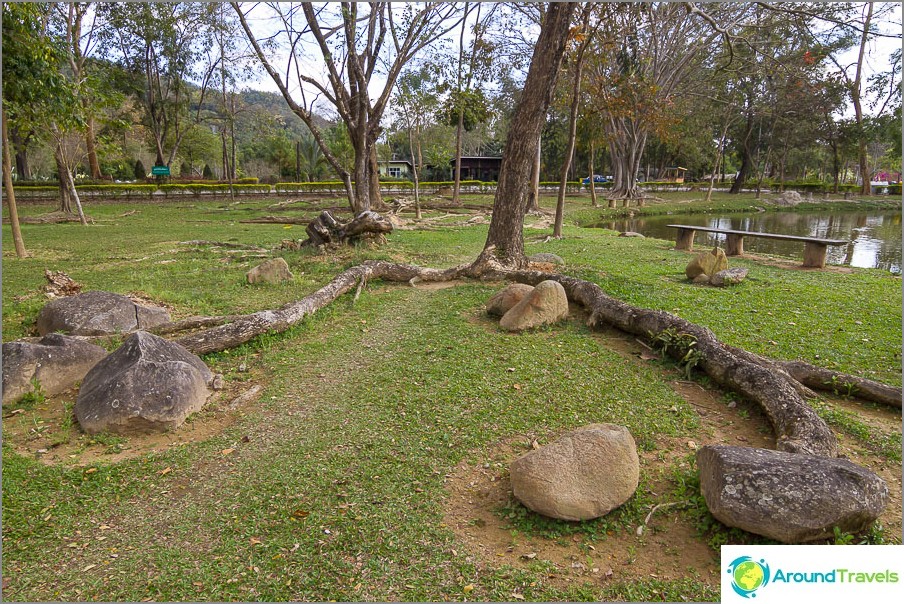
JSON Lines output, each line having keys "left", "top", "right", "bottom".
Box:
{"left": 486, "top": 283, "right": 534, "bottom": 317}
{"left": 499, "top": 280, "right": 568, "bottom": 332}
{"left": 697, "top": 445, "right": 888, "bottom": 543}
{"left": 774, "top": 190, "right": 804, "bottom": 206}
{"left": 527, "top": 253, "right": 566, "bottom": 266}
{"left": 75, "top": 331, "right": 212, "bottom": 435}
{"left": 510, "top": 423, "right": 640, "bottom": 521}
{"left": 685, "top": 247, "right": 728, "bottom": 280}
{"left": 710, "top": 267, "right": 749, "bottom": 286}
{"left": 246, "top": 257, "right": 293, "bottom": 284}
{"left": 36, "top": 291, "right": 170, "bottom": 336}
{"left": 1, "top": 334, "right": 108, "bottom": 404}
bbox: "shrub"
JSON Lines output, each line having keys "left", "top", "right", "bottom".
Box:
{"left": 134, "top": 160, "right": 147, "bottom": 181}
{"left": 202, "top": 164, "right": 214, "bottom": 179}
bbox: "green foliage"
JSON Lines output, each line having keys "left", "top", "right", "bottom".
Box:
{"left": 439, "top": 89, "right": 492, "bottom": 131}
{"left": 202, "top": 164, "right": 214, "bottom": 179}
{"left": 133, "top": 160, "right": 147, "bottom": 180}
{"left": 650, "top": 328, "right": 704, "bottom": 379}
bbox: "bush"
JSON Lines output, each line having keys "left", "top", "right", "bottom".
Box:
{"left": 202, "top": 164, "right": 214, "bottom": 179}
{"left": 134, "top": 160, "right": 147, "bottom": 181}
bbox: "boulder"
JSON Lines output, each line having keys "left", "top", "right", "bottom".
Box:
{"left": 486, "top": 283, "right": 534, "bottom": 317}
{"left": 527, "top": 253, "right": 566, "bottom": 266}
{"left": 510, "top": 423, "right": 640, "bottom": 521}
{"left": 774, "top": 191, "right": 804, "bottom": 206}
{"left": 75, "top": 331, "right": 213, "bottom": 435}
{"left": 246, "top": 257, "right": 293, "bottom": 284}
{"left": 499, "top": 280, "right": 569, "bottom": 332}
{"left": 1, "top": 334, "right": 108, "bottom": 404}
{"left": 36, "top": 291, "right": 170, "bottom": 336}
{"left": 692, "top": 274, "right": 711, "bottom": 285}
{"left": 618, "top": 231, "right": 645, "bottom": 238}
{"left": 710, "top": 268, "right": 749, "bottom": 286}
{"left": 697, "top": 445, "right": 888, "bottom": 543}
{"left": 685, "top": 247, "right": 728, "bottom": 280}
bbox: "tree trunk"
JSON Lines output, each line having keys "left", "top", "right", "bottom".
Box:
{"left": 729, "top": 112, "right": 755, "bottom": 194}
{"left": 588, "top": 141, "right": 599, "bottom": 208}
{"left": 475, "top": 3, "right": 576, "bottom": 270}
{"left": 854, "top": 2, "right": 874, "bottom": 196}
{"left": 2, "top": 108, "right": 27, "bottom": 257}
{"left": 529, "top": 134, "right": 541, "bottom": 211}
{"left": 554, "top": 22, "right": 591, "bottom": 238}
{"left": 10, "top": 126, "right": 31, "bottom": 180}
{"left": 53, "top": 145, "right": 74, "bottom": 214}
{"left": 85, "top": 116, "right": 102, "bottom": 180}
{"left": 368, "top": 144, "right": 384, "bottom": 210}
{"left": 303, "top": 210, "right": 393, "bottom": 247}
{"left": 407, "top": 124, "right": 422, "bottom": 219}
{"left": 606, "top": 121, "right": 647, "bottom": 203}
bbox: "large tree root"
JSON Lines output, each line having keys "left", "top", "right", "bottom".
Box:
{"left": 171, "top": 260, "right": 900, "bottom": 458}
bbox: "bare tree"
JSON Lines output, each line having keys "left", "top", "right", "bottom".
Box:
{"left": 233, "top": 2, "right": 463, "bottom": 214}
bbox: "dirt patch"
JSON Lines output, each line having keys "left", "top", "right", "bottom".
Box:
{"left": 1, "top": 376, "right": 264, "bottom": 467}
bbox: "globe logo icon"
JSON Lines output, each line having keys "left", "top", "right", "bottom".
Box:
{"left": 727, "top": 556, "right": 770, "bottom": 598}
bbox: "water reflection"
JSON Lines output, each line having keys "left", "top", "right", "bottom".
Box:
{"left": 595, "top": 211, "right": 902, "bottom": 273}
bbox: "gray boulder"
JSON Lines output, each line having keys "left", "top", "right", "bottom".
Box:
{"left": 499, "top": 280, "right": 569, "bottom": 332}
{"left": 2, "top": 334, "right": 108, "bottom": 404}
{"left": 527, "top": 253, "right": 566, "bottom": 266}
{"left": 486, "top": 283, "right": 534, "bottom": 317}
{"left": 618, "top": 231, "right": 645, "bottom": 238}
{"left": 36, "top": 291, "right": 170, "bottom": 336}
{"left": 710, "top": 268, "right": 749, "bottom": 286}
{"left": 246, "top": 257, "right": 293, "bottom": 284}
{"left": 75, "top": 331, "right": 212, "bottom": 435}
{"left": 510, "top": 423, "right": 640, "bottom": 521}
{"left": 697, "top": 445, "right": 888, "bottom": 543}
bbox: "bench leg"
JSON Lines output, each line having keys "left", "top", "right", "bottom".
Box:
{"left": 802, "top": 242, "right": 828, "bottom": 268}
{"left": 675, "top": 228, "right": 695, "bottom": 251}
{"left": 725, "top": 233, "right": 744, "bottom": 256}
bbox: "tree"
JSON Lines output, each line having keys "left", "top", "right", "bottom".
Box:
{"left": 553, "top": 5, "right": 597, "bottom": 238}
{"left": 586, "top": 3, "right": 743, "bottom": 203}
{"left": 233, "top": 2, "right": 463, "bottom": 213}
{"left": 473, "top": 2, "right": 577, "bottom": 271}
{"left": 101, "top": 3, "right": 219, "bottom": 168}
{"left": 134, "top": 159, "right": 147, "bottom": 180}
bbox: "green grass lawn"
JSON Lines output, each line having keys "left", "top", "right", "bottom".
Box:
{"left": 2, "top": 193, "right": 901, "bottom": 601}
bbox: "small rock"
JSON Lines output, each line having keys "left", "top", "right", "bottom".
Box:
{"left": 510, "top": 423, "right": 639, "bottom": 521}
{"left": 710, "top": 267, "right": 749, "bottom": 286}
{"left": 692, "top": 274, "right": 711, "bottom": 284}
{"left": 697, "top": 445, "right": 888, "bottom": 543}
{"left": 499, "top": 280, "right": 568, "bottom": 332}
{"left": 210, "top": 374, "right": 226, "bottom": 390}
{"left": 486, "top": 283, "right": 534, "bottom": 317}
{"left": 618, "top": 232, "right": 645, "bottom": 238}
{"left": 685, "top": 247, "right": 728, "bottom": 280}
{"left": 246, "top": 258, "right": 293, "bottom": 284}
{"left": 527, "top": 252, "right": 565, "bottom": 266}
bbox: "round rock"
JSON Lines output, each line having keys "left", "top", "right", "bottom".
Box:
{"left": 486, "top": 283, "right": 534, "bottom": 317}
{"left": 499, "top": 280, "right": 568, "bottom": 332}
{"left": 510, "top": 423, "right": 640, "bottom": 521}
{"left": 36, "top": 290, "right": 170, "bottom": 336}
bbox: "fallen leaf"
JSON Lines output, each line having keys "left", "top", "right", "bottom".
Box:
{"left": 521, "top": 553, "right": 537, "bottom": 560}
{"left": 9, "top": 409, "right": 24, "bottom": 416}
{"left": 157, "top": 467, "right": 172, "bottom": 476}
{"left": 639, "top": 352, "right": 658, "bottom": 361}
{"left": 290, "top": 509, "right": 309, "bottom": 519}
{"left": 84, "top": 467, "right": 98, "bottom": 474}
{"left": 686, "top": 440, "right": 698, "bottom": 450}
{"left": 531, "top": 440, "right": 540, "bottom": 450}
{"left": 249, "top": 537, "right": 262, "bottom": 546}
{"left": 507, "top": 367, "right": 515, "bottom": 372}
{"left": 241, "top": 435, "right": 250, "bottom": 443}
{"left": 222, "top": 448, "right": 235, "bottom": 456}
{"left": 512, "top": 384, "right": 521, "bottom": 390}
{"left": 512, "top": 593, "right": 525, "bottom": 601}
{"left": 463, "top": 584, "right": 474, "bottom": 593}
{"left": 83, "top": 564, "right": 96, "bottom": 572}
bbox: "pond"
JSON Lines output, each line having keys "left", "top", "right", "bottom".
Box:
{"left": 593, "top": 210, "right": 903, "bottom": 274}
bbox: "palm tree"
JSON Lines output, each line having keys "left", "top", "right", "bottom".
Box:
{"left": 299, "top": 133, "right": 325, "bottom": 181}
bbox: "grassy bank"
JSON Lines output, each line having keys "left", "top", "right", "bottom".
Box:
{"left": 2, "top": 194, "right": 901, "bottom": 601}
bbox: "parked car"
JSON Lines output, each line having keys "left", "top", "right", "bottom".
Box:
{"left": 582, "top": 174, "right": 608, "bottom": 184}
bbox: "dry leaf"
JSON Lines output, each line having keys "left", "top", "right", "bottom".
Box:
{"left": 521, "top": 552, "right": 537, "bottom": 560}
{"left": 221, "top": 448, "right": 235, "bottom": 455}
{"left": 84, "top": 468, "right": 98, "bottom": 474}
{"left": 290, "top": 509, "right": 309, "bottom": 519}
{"left": 158, "top": 467, "right": 172, "bottom": 476}
{"left": 512, "top": 384, "right": 521, "bottom": 390}
{"left": 512, "top": 593, "right": 525, "bottom": 601}
{"left": 249, "top": 537, "right": 262, "bottom": 546}
{"left": 463, "top": 584, "right": 474, "bottom": 593}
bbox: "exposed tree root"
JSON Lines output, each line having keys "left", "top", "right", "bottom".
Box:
{"left": 170, "top": 259, "right": 899, "bottom": 460}
{"left": 179, "top": 240, "right": 269, "bottom": 252}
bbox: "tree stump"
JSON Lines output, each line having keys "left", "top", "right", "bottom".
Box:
{"left": 304, "top": 210, "right": 393, "bottom": 246}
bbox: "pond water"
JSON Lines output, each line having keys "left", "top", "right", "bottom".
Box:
{"left": 593, "top": 211, "right": 902, "bottom": 273}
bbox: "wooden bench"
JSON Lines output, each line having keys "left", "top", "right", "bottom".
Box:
{"left": 666, "top": 224, "right": 848, "bottom": 269}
